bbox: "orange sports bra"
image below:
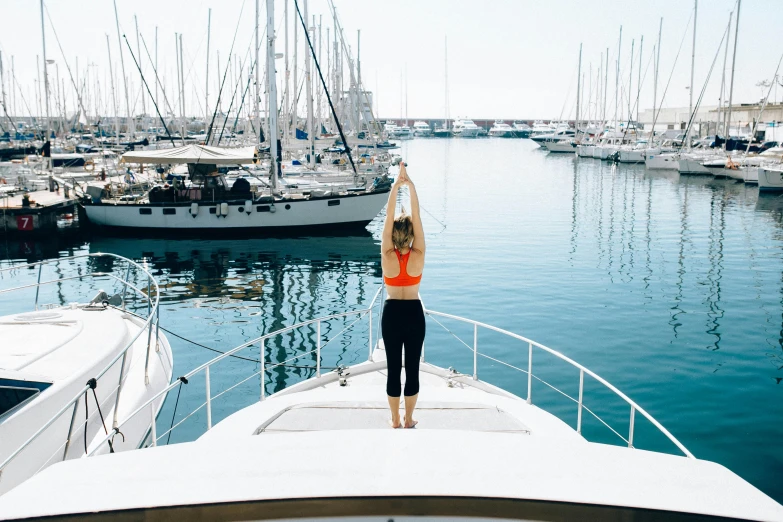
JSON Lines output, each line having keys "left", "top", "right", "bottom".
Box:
{"left": 384, "top": 249, "right": 422, "bottom": 287}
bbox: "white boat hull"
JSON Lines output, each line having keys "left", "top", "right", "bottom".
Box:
{"left": 577, "top": 145, "right": 595, "bottom": 157}
{"left": 678, "top": 157, "right": 712, "bottom": 175}
{"left": 759, "top": 166, "right": 783, "bottom": 191}
{"left": 84, "top": 191, "right": 389, "bottom": 232}
{"left": 645, "top": 152, "right": 679, "bottom": 170}
{"left": 547, "top": 141, "right": 577, "bottom": 153}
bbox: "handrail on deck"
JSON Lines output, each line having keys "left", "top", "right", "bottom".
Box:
{"left": 0, "top": 253, "right": 165, "bottom": 481}
{"left": 86, "top": 286, "right": 693, "bottom": 460}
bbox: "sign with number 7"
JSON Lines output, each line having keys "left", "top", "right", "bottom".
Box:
{"left": 16, "top": 215, "right": 34, "bottom": 231}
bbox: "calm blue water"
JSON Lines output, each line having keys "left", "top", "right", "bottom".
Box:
{"left": 1, "top": 138, "right": 782, "bottom": 502}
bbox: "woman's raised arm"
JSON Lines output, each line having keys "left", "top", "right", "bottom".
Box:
{"left": 403, "top": 165, "right": 425, "bottom": 254}
{"left": 381, "top": 174, "right": 404, "bottom": 255}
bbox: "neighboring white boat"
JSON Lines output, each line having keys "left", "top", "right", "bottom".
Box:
{"left": 576, "top": 144, "right": 595, "bottom": 157}
{"left": 412, "top": 121, "right": 432, "bottom": 137}
{"left": 530, "top": 120, "right": 555, "bottom": 137}
{"left": 512, "top": 121, "right": 531, "bottom": 138}
{"left": 82, "top": 144, "right": 391, "bottom": 234}
{"left": 488, "top": 121, "right": 516, "bottom": 138}
{"left": 759, "top": 164, "right": 783, "bottom": 191}
{"left": 1, "top": 288, "right": 781, "bottom": 520}
{"left": 395, "top": 125, "right": 414, "bottom": 140}
{"left": 452, "top": 119, "right": 480, "bottom": 138}
{"left": 0, "top": 253, "right": 173, "bottom": 495}
{"left": 617, "top": 142, "right": 652, "bottom": 164}
{"left": 546, "top": 140, "right": 577, "bottom": 153}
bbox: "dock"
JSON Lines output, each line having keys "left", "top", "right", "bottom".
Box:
{"left": 0, "top": 189, "right": 78, "bottom": 236}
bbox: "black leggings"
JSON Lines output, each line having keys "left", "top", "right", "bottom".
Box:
{"left": 382, "top": 299, "right": 426, "bottom": 397}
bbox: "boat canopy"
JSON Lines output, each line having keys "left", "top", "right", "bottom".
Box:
{"left": 120, "top": 145, "right": 258, "bottom": 165}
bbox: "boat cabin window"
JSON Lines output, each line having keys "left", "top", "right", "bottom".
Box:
{"left": 162, "top": 208, "right": 176, "bottom": 215}
{"left": 0, "top": 378, "right": 52, "bottom": 420}
{"left": 139, "top": 208, "right": 152, "bottom": 215}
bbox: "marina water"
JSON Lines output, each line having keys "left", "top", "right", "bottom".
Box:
{"left": 1, "top": 138, "right": 781, "bottom": 502}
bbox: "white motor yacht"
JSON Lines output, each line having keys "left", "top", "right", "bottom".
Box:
{"left": 395, "top": 125, "right": 414, "bottom": 140}
{"left": 489, "top": 121, "right": 516, "bottom": 138}
{"left": 453, "top": 119, "right": 480, "bottom": 138}
{"left": 0, "top": 253, "right": 173, "bottom": 495}
{"left": 530, "top": 121, "right": 555, "bottom": 138}
{"left": 512, "top": 121, "right": 531, "bottom": 138}
{"left": 412, "top": 121, "right": 432, "bottom": 137}
{"left": 0, "top": 288, "right": 780, "bottom": 520}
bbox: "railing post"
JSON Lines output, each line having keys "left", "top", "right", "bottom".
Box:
{"left": 527, "top": 342, "right": 533, "bottom": 404}
{"left": 316, "top": 321, "right": 321, "bottom": 378}
{"left": 628, "top": 406, "right": 635, "bottom": 448}
{"left": 260, "top": 339, "right": 266, "bottom": 402}
{"left": 577, "top": 369, "right": 584, "bottom": 434}
{"left": 472, "top": 323, "right": 478, "bottom": 381}
{"left": 155, "top": 304, "right": 161, "bottom": 352}
{"left": 120, "top": 263, "right": 131, "bottom": 310}
{"left": 112, "top": 352, "right": 128, "bottom": 428}
{"left": 368, "top": 308, "right": 373, "bottom": 361}
{"left": 34, "top": 263, "right": 42, "bottom": 310}
{"left": 144, "top": 281, "right": 153, "bottom": 385}
{"left": 205, "top": 366, "right": 212, "bottom": 430}
{"left": 149, "top": 401, "right": 157, "bottom": 447}
{"left": 62, "top": 398, "right": 80, "bottom": 460}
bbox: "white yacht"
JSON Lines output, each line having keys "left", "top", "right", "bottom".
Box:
{"left": 530, "top": 120, "right": 555, "bottom": 137}
{"left": 1, "top": 288, "right": 780, "bottom": 520}
{"left": 512, "top": 121, "right": 531, "bottom": 138}
{"left": 412, "top": 121, "right": 432, "bottom": 137}
{"left": 488, "top": 121, "right": 516, "bottom": 138}
{"left": 453, "top": 119, "right": 480, "bottom": 138}
{"left": 0, "top": 253, "right": 173, "bottom": 495}
{"left": 395, "top": 125, "right": 414, "bottom": 140}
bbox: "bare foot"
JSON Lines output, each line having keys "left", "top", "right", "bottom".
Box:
{"left": 404, "top": 419, "right": 418, "bottom": 429}
{"left": 388, "top": 419, "right": 402, "bottom": 429}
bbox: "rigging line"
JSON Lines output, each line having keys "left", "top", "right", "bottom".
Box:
{"left": 651, "top": 10, "right": 694, "bottom": 140}
{"left": 158, "top": 324, "right": 342, "bottom": 369}
{"left": 294, "top": 0, "right": 358, "bottom": 176}
{"left": 42, "top": 3, "right": 89, "bottom": 122}
{"left": 139, "top": 34, "right": 177, "bottom": 120}
{"left": 122, "top": 35, "right": 176, "bottom": 147}
{"left": 205, "top": 0, "right": 246, "bottom": 144}
{"left": 680, "top": 24, "right": 729, "bottom": 153}
{"left": 217, "top": 41, "right": 255, "bottom": 145}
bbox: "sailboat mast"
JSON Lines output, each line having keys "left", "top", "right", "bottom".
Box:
{"left": 267, "top": 0, "right": 279, "bottom": 190}
{"left": 112, "top": 0, "right": 132, "bottom": 137}
{"left": 726, "top": 0, "right": 741, "bottom": 140}
{"left": 293, "top": 5, "right": 298, "bottom": 139}
{"left": 575, "top": 44, "right": 581, "bottom": 139}
{"left": 39, "top": 0, "right": 51, "bottom": 144}
{"left": 652, "top": 18, "right": 661, "bottom": 140}
{"left": 205, "top": 9, "right": 211, "bottom": 122}
{"left": 689, "top": 0, "right": 697, "bottom": 128}
{"left": 636, "top": 36, "right": 642, "bottom": 126}
{"left": 615, "top": 27, "right": 622, "bottom": 129}
{"left": 106, "top": 34, "right": 120, "bottom": 145}
{"left": 284, "top": 0, "right": 289, "bottom": 141}
{"left": 718, "top": 11, "right": 732, "bottom": 136}
{"left": 135, "top": 15, "right": 145, "bottom": 125}
{"left": 304, "top": 0, "right": 314, "bottom": 167}
{"left": 155, "top": 26, "right": 158, "bottom": 113}
{"left": 254, "top": 0, "right": 261, "bottom": 145}
{"left": 445, "top": 36, "right": 449, "bottom": 128}
{"left": 601, "top": 47, "right": 609, "bottom": 126}
{"left": 628, "top": 39, "right": 634, "bottom": 127}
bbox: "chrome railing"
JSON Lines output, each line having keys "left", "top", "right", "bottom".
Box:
{"left": 87, "top": 285, "right": 693, "bottom": 459}
{"left": 0, "top": 253, "right": 164, "bottom": 485}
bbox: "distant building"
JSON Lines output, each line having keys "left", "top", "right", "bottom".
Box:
{"left": 639, "top": 102, "right": 783, "bottom": 140}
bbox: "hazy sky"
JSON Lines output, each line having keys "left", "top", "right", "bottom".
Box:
{"left": 1, "top": 0, "right": 781, "bottom": 121}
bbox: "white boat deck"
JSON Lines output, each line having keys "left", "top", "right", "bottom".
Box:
{"left": 202, "top": 360, "right": 580, "bottom": 442}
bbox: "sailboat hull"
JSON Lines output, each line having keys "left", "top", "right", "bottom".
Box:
{"left": 83, "top": 191, "right": 389, "bottom": 235}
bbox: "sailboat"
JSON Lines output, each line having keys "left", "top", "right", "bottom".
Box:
{"left": 80, "top": 1, "right": 390, "bottom": 235}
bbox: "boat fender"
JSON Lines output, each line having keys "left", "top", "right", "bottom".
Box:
{"left": 215, "top": 204, "right": 222, "bottom": 217}
{"left": 190, "top": 202, "right": 199, "bottom": 218}
{"left": 270, "top": 204, "right": 276, "bottom": 213}
{"left": 245, "top": 200, "right": 252, "bottom": 215}
{"left": 220, "top": 202, "right": 229, "bottom": 218}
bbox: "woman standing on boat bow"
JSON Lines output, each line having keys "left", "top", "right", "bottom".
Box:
{"left": 381, "top": 161, "right": 425, "bottom": 429}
